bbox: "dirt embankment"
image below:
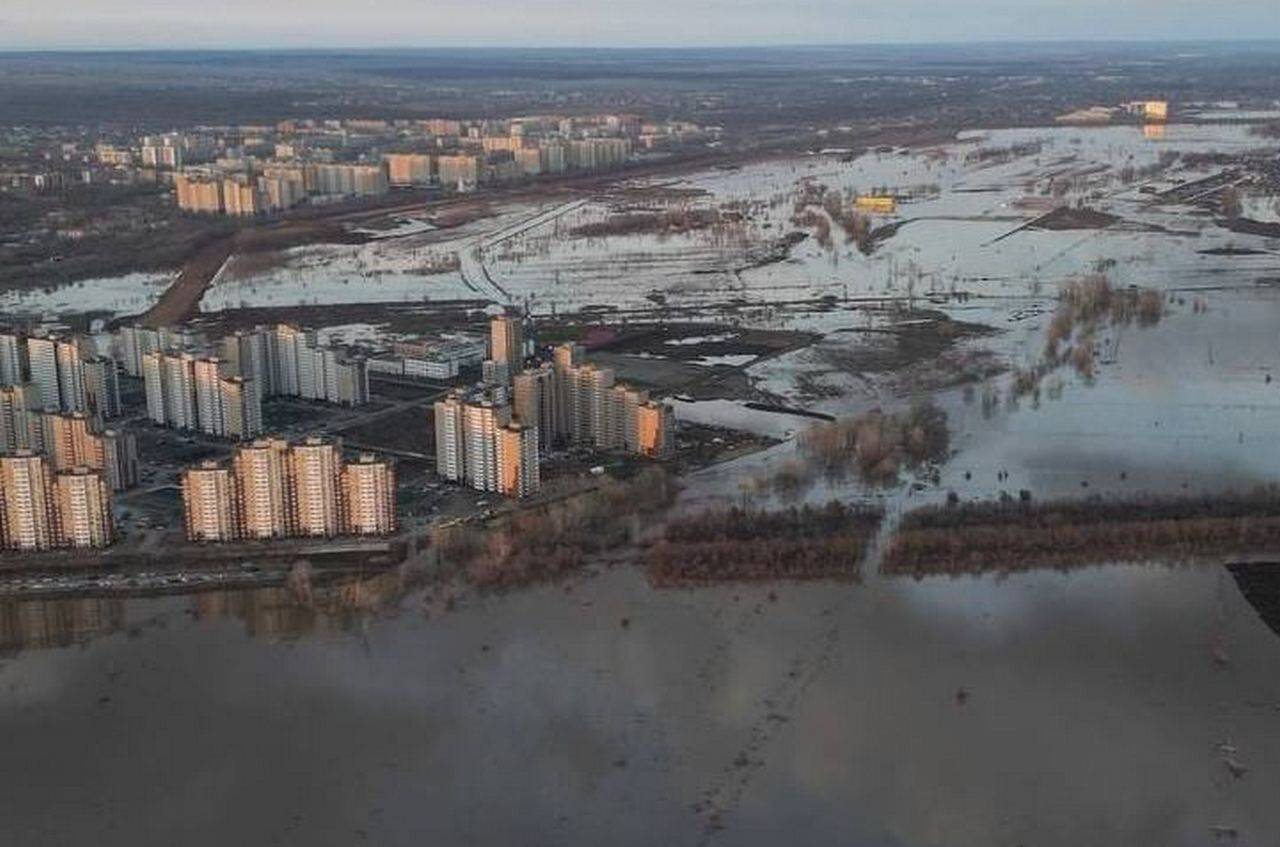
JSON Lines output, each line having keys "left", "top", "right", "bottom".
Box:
{"left": 135, "top": 219, "right": 365, "bottom": 328}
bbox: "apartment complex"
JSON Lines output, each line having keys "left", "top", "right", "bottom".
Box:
{"left": 220, "top": 324, "right": 369, "bottom": 407}
{"left": 181, "top": 438, "right": 396, "bottom": 542}
{"left": 1, "top": 402, "right": 138, "bottom": 492}
{"left": 1, "top": 331, "right": 119, "bottom": 419}
{"left": 434, "top": 387, "right": 539, "bottom": 497}
{"left": 176, "top": 161, "right": 388, "bottom": 216}
{"left": 434, "top": 339, "right": 674, "bottom": 498}
{"left": 0, "top": 452, "right": 114, "bottom": 551}
{"left": 143, "top": 351, "right": 264, "bottom": 439}
{"left": 134, "top": 322, "right": 367, "bottom": 436}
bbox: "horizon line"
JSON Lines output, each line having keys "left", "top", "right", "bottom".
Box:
{"left": 2, "top": 36, "right": 1280, "bottom": 54}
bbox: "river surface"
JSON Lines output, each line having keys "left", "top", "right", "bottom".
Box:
{"left": 2, "top": 557, "right": 1278, "bottom": 846}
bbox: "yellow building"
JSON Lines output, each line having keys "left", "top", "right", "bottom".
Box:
{"left": 854, "top": 196, "right": 897, "bottom": 215}
{"left": 384, "top": 153, "right": 433, "bottom": 187}
{"left": 175, "top": 173, "right": 223, "bottom": 214}
{"left": 636, "top": 402, "right": 675, "bottom": 459}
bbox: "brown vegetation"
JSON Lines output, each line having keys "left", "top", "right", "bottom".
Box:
{"left": 571, "top": 207, "right": 727, "bottom": 238}
{"left": 882, "top": 489, "right": 1280, "bottom": 576}
{"left": 796, "top": 401, "right": 949, "bottom": 484}
{"left": 432, "top": 467, "right": 679, "bottom": 589}
{"left": 1018, "top": 273, "right": 1163, "bottom": 395}
{"left": 646, "top": 501, "right": 883, "bottom": 586}
{"left": 789, "top": 180, "right": 877, "bottom": 253}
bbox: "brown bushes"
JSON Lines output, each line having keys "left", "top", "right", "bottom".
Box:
{"left": 437, "top": 466, "right": 679, "bottom": 590}
{"left": 1022, "top": 273, "right": 1164, "bottom": 394}
{"left": 647, "top": 501, "right": 883, "bottom": 586}
{"left": 571, "top": 207, "right": 723, "bottom": 238}
{"left": 882, "top": 489, "right": 1280, "bottom": 575}
{"left": 795, "top": 401, "right": 949, "bottom": 485}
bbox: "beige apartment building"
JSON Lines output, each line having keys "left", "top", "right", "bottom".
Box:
{"left": 341, "top": 454, "right": 397, "bottom": 535}
{"left": 289, "top": 437, "right": 343, "bottom": 537}
{"left": 0, "top": 453, "right": 114, "bottom": 551}
{"left": 384, "top": 153, "right": 433, "bottom": 186}
{"left": 496, "top": 423, "right": 539, "bottom": 498}
{"left": 53, "top": 467, "right": 114, "bottom": 549}
{"left": 182, "top": 460, "right": 238, "bottom": 543}
{"left": 489, "top": 313, "right": 525, "bottom": 368}
{"left": 233, "top": 438, "right": 291, "bottom": 539}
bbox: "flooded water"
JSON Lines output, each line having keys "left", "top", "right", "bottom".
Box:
{"left": 2, "top": 559, "right": 1278, "bottom": 846}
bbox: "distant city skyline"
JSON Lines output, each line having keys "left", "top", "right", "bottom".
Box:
{"left": 3, "top": 0, "right": 1280, "bottom": 50}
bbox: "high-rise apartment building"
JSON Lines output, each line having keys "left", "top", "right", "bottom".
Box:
{"left": 636, "top": 402, "right": 676, "bottom": 459}
{"left": 0, "top": 452, "right": 57, "bottom": 551}
{"left": 384, "top": 153, "right": 433, "bottom": 187}
{"left": 145, "top": 351, "right": 260, "bottom": 438}
{"left": 272, "top": 324, "right": 308, "bottom": 396}
{"left": 489, "top": 313, "right": 524, "bottom": 368}
{"left": 496, "top": 423, "right": 540, "bottom": 498}
{"left": 288, "top": 437, "right": 342, "bottom": 537}
{"left": 341, "top": 454, "right": 397, "bottom": 535}
{"left": 232, "top": 439, "right": 291, "bottom": 540}
{"left": 99, "top": 429, "right": 139, "bottom": 492}
{"left": 219, "top": 377, "right": 262, "bottom": 440}
{"left": 82, "top": 357, "right": 121, "bottom": 420}
{"left": 571, "top": 364, "right": 616, "bottom": 447}
{"left": 463, "top": 398, "right": 511, "bottom": 493}
{"left": 182, "top": 461, "right": 237, "bottom": 542}
{"left": 0, "top": 331, "right": 28, "bottom": 386}
{"left": 0, "top": 453, "right": 114, "bottom": 551}
{"left": 53, "top": 467, "right": 114, "bottom": 549}
{"left": 38, "top": 411, "right": 97, "bottom": 472}
{"left": 0, "top": 383, "right": 38, "bottom": 453}
{"left": 54, "top": 338, "right": 87, "bottom": 414}
{"left": 436, "top": 154, "right": 483, "bottom": 190}
{"left": 175, "top": 173, "right": 223, "bottom": 214}
{"left": 28, "top": 411, "right": 138, "bottom": 491}
{"left": 193, "top": 357, "right": 227, "bottom": 435}
{"left": 512, "top": 365, "right": 558, "bottom": 451}
{"left": 221, "top": 327, "right": 276, "bottom": 397}
{"left": 434, "top": 393, "right": 467, "bottom": 483}
{"left": 434, "top": 387, "right": 539, "bottom": 497}
{"left": 26, "top": 336, "right": 60, "bottom": 411}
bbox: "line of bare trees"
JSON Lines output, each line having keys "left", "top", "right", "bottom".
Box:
{"left": 883, "top": 489, "right": 1280, "bottom": 575}
{"left": 647, "top": 501, "right": 883, "bottom": 586}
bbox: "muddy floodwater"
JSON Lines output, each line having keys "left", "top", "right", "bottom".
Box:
{"left": 2, "top": 560, "right": 1279, "bottom": 846}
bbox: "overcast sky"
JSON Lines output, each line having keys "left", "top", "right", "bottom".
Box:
{"left": 3, "top": 0, "right": 1279, "bottom": 49}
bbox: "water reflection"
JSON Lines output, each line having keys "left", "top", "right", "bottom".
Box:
{"left": 0, "top": 596, "right": 125, "bottom": 654}
{"left": 1, "top": 557, "right": 1279, "bottom": 846}
{"left": 0, "top": 571, "right": 407, "bottom": 654}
